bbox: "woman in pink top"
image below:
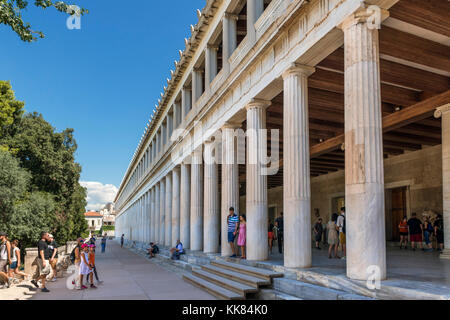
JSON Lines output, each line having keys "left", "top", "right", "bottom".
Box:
{"left": 237, "top": 214, "right": 247, "bottom": 259}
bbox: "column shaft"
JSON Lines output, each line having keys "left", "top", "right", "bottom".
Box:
{"left": 247, "top": 0, "right": 264, "bottom": 43}
{"left": 204, "top": 141, "right": 220, "bottom": 253}
{"left": 205, "top": 46, "right": 218, "bottom": 91}
{"left": 172, "top": 167, "right": 181, "bottom": 247}
{"left": 154, "top": 183, "right": 160, "bottom": 244}
{"left": 222, "top": 13, "right": 238, "bottom": 73}
{"left": 190, "top": 149, "right": 204, "bottom": 251}
{"left": 180, "top": 163, "right": 191, "bottom": 248}
{"left": 159, "top": 179, "right": 166, "bottom": 245}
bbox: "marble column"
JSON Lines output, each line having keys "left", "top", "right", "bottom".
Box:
{"left": 221, "top": 123, "right": 241, "bottom": 256}
{"left": 435, "top": 104, "right": 450, "bottom": 259}
{"left": 342, "top": 10, "right": 386, "bottom": 280}
{"left": 246, "top": 99, "right": 270, "bottom": 261}
{"left": 172, "top": 166, "right": 181, "bottom": 247}
{"left": 165, "top": 173, "right": 173, "bottom": 246}
{"left": 154, "top": 183, "right": 160, "bottom": 244}
{"left": 222, "top": 12, "right": 238, "bottom": 73}
{"left": 159, "top": 178, "right": 166, "bottom": 245}
{"left": 282, "top": 64, "right": 315, "bottom": 268}
{"left": 203, "top": 140, "right": 220, "bottom": 253}
{"left": 205, "top": 45, "right": 218, "bottom": 91}
{"left": 150, "top": 188, "right": 155, "bottom": 242}
{"left": 192, "top": 68, "right": 204, "bottom": 108}
{"left": 180, "top": 163, "right": 191, "bottom": 248}
{"left": 190, "top": 148, "right": 204, "bottom": 251}
{"left": 247, "top": 0, "right": 264, "bottom": 44}
{"left": 182, "top": 86, "right": 192, "bottom": 119}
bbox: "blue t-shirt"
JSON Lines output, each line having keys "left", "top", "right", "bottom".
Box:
{"left": 176, "top": 243, "right": 184, "bottom": 253}
{"left": 228, "top": 214, "right": 239, "bottom": 232}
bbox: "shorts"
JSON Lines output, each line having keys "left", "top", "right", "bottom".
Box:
{"left": 268, "top": 232, "right": 274, "bottom": 239}
{"left": 315, "top": 233, "right": 322, "bottom": 242}
{"left": 339, "top": 232, "right": 346, "bottom": 245}
{"left": 436, "top": 231, "right": 444, "bottom": 244}
{"left": 228, "top": 232, "right": 236, "bottom": 243}
{"left": 0, "top": 260, "right": 8, "bottom": 272}
{"left": 38, "top": 259, "right": 51, "bottom": 276}
{"left": 399, "top": 232, "right": 408, "bottom": 237}
{"left": 410, "top": 233, "right": 422, "bottom": 242}
{"left": 10, "top": 261, "right": 18, "bottom": 270}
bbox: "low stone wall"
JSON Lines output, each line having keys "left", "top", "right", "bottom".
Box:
{"left": 24, "top": 242, "right": 73, "bottom": 279}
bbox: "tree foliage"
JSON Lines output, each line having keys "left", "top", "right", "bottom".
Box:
{"left": 0, "top": 0, "right": 88, "bottom": 42}
{"left": 0, "top": 81, "right": 88, "bottom": 249}
{"left": 0, "top": 80, "right": 24, "bottom": 137}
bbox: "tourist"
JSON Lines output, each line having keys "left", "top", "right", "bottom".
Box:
{"left": 0, "top": 232, "right": 11, "bottom": 286}
{"left": 275, "top": 212, "right": 284, "bottom": 254}
{"left": 268, "top": 219, "right": 275, "bottom": 254}
{"left": 101, "top": 233, "right": 107, "bottom": 253}
{"left": 313, "top": 218, "right": 323, "bottom": 250}
{"left": 78, "top": 244, "right": 92, "bottom": 290}
{"left": 147, "top": 242, "right": 159, "bottom": 258}
{"left": 170, "top": 240, "right": 184, "bottom": 260}
{"left": 423, "top": 217, "right": 434, "bottom": 252}
{"left": 87, "top": 244, "right": 101, "bottom": 287}
{"left": 337, "top": 207, "right": 346, "bottom": 259}
{"left": 31, "top": 231, "right": 51, "bottom": 292}
{"left": 237, "top": 214, "right": 247, "bottom": 259}
{"left": 227, "top": 207, "right": 239, "bottom": 258}
{"left": 47, "top": 234, "right": 58, "bottom": 282}
{"left": 89, "top": 235, "right": 96, "bottom": 246}
{"left": 407, "top": 213, "right": 423, "bottom": 251}
{"left": 8, "top": 240, "right": 29, "bottom": 282}
{"left": 70, "top": 237, "right": 83, "bottom": 289}
{"left": 327, "top": 213, "right": 339, "bottom": 259}
{"left": 398, "top": 216, "right": 409, "bottom": 249}
{"left": 434, "top": 214, "right": 444, "bottom": 254}
{"left": 121, "top": 234, "right": 125, "bottom": 248}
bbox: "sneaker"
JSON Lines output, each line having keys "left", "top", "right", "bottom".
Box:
{"left": 97, "top": 280, "right": 104, "bottom": 284}
{"left": 41, "top": 287, "right": 50, "bottom": 293}
{"left": 81, "top": 285, "right": 88, "bottom": 290}
{"left": 90, "top": 284, "right": 97, "bottom": 289}
{"left": 341, "top": 256, "right": 346, "bottom": 260}
{"left": 230, "top": 254, "right": 236, "bottom": 258}
{"left": 51, "top": 277, "right": 57, "bottom": 282}
{"left": 31, "top": 280, "right": 39, "bottom": 288}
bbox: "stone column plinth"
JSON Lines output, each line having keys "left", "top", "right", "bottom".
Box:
{"left": 282, "top": 64, "right": 315, "bottom": 268}
{"left": 221, "top": 123, "right": 241, "bottom": 256}
{"left": 223, "top": 12, "right": 238, "bottom": 73}
{"left": 246, "top": 99, "right": 270, "bottom": 261}
{"left": 204, "top": 140, "right": 220, "bottom": 253}
{"left": 190, "top": 148, "right": 204, "bottom": 251}
{"left": 159, "top": 179, "right": 166, "bottom": 245}
{"left": 342, "top": 10, "right": 386, "bottom": 280}
{"left": 180, "top": 163, "right": 191, "bottom": 248}
{"left": 24, "top": 248, "right": 39, "bottom": 280}
{"left": 435, "top": 104, "right": 450, "bottom": 259}
{"left": 165, "top": 173, "right": 173, "bottom": 246}
{"left": 172, "top": 166, "right": 181, "bottom": 247}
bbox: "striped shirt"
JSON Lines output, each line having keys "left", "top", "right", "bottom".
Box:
{"left": 228, "top": 214, "right": 239, "bottom": 232}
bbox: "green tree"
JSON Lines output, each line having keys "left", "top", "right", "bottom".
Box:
{"left": 0, "top": 0, "right": 88, "bottom": 42}
{"left": 0, "top": 80, "right": 24, "bottom": 139}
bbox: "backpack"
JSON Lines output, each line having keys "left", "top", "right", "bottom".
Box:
{"left": 70, "top": 245, "right": 79, "bottom": 264}
{"left": 153, "top": 245, "right": 159, "bottom": 254}
{"left": 341, "top": 215, "right": 346, "bottom": 234}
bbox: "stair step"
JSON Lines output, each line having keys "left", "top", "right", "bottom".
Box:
{"left": 192, "top": 269, "right": 258, "bottom": 295}
{"left": 211, "top": 260, "right": 283, "bottom": 281}
{"left": 202, "top": 264, "right": 271, "bottom": 288}
{"left": 183, "top": 274, "right": 245, "bottom": 300}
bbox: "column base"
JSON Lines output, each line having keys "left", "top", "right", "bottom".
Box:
{"left": 439, "top": 248, "right": 450, "bottom": 260}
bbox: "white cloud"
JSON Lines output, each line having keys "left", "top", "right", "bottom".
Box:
{"left": 80, "top": 181, "right": 118, "bottom": 211}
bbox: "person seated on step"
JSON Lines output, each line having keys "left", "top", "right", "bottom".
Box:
{"left": 170, "top": 240, "right": 184, "bottom": 260}
{"left": 147, "top": 242, "right": 159, "bottom": 258}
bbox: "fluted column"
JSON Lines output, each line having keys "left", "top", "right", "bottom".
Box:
{"left": 160, "top": 179, "right": 166, "bottom": 245}
{"left": 154, "top": 183, "right": 160, "bottom": 243}
{"left": 247, "top": 0, "right": 264, "bottom": 44}
{"left": 205, "top": 45, "right": 218, "bottom": 91}
{"left": 165, "top": 173, "right": 173, "bottom": 246}
{"left": 150, "top": 188, "right": 155, "bottom": 242}
{"left": 180, "top": 163, "right": 191, "bottom": 248}
{"left": 342, "top": 10, "right": 386, "bottom": 280}
{"left": 435, "top": 104, "right": 450, "bottom": 259}
{"left": 222, "top": 12, "right": 238, "bottom": 73}
{"left": 221, "top": 123, "right": 241, "bottom": 256}
{"left": 204, "top": 140, "right": 220, "bottom": 253}
{"left": 192, "top": 68, "right": 204, "bottom": 108}
{"left": 190, "top": 148, "right": 204, "bottom": 251}
{"left": 282, "top": 64, "right": 315, "bottom": 268}
{"left": 172, "top": 166, "right": 181, "bottom": 247}
{"left": 246, "top": 99, "right": 270, "bottom": 261}
{"left": 182, "top": 86, "right": 192, "bottom": 120}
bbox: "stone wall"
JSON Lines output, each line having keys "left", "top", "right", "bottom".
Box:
{"left": 239, "top": 145, "right": 443, "bottom": 233}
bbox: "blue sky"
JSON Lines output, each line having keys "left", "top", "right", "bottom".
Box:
{"left": 0, "top": 0, "right": 205, "bottom": 209}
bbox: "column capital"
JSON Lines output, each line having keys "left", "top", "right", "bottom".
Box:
{"left": 193, "top": 67, "right": 204, "bottom": 74}
{"left": 282, "top": 63, "right": 316, "bottom": 79}
{"left": 221, "top": 121, "right": 242, "bottom": 130}
{"left": 245, "top": 98, "right": 271, "bottom": 111}
{"left": 338, "top": 3, "right": 389, "bottom": 31}
{"left": 434, "top": 103, "right": 450, "bottom": 119}
{"left": 224, "top": 12, "right": 239, "bottom": 21}
{"left": 207, "top": 44, "right": 219, "bottom": 51}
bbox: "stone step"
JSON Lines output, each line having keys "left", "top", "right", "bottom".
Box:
{"left": 183, "top": 274, "right": 245, "bottom": 300}
{"left": 211, "top": 260, "right": 283, "bottom": 281}
{"left": 202, "top": 264, "right": 271, "bottom": 288}
{"left": 192, "top": 269, "right": 259, "bottom": 296}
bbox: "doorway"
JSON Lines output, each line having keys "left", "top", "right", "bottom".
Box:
{"left": 391, "top": 187, "right": 407, "bottom": 241}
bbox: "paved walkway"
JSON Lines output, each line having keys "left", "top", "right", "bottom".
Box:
{"left": 31, "top": 240, "right": 215, "bottom": 300}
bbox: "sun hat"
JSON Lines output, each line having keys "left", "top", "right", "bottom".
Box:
{"left": 89, "top": 244, "right": 96, "bottom": 248}
{"left": 81, "top": 243, "right": 88, "bottom": 248}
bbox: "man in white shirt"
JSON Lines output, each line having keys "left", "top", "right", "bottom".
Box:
{"left": 170, "top": 240, "right": 184, "bottom": 260}
{"left": 337, "top": 207, "right": 346, "bottom": 259}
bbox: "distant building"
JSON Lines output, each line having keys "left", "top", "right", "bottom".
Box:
{"left": 84, "top": 211, "right": 103, "bottom": 233}
{"left": 100, "top": 203, "right": 116, "bottom": 237}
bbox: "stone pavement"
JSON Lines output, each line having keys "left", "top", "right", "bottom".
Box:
{"left": 31, "top": 240, "right": 216, "bottom": 300}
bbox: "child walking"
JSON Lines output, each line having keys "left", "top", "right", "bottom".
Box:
{"left": 237, "top": 214, "right": 247, "bottom": 259}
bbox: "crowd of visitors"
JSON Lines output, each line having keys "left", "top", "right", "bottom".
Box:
{"left": 0, "top": 232, "right": 29, "bottom": 289}
{"left": 400, "top": 212, "right": 445, "bottom": 253}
